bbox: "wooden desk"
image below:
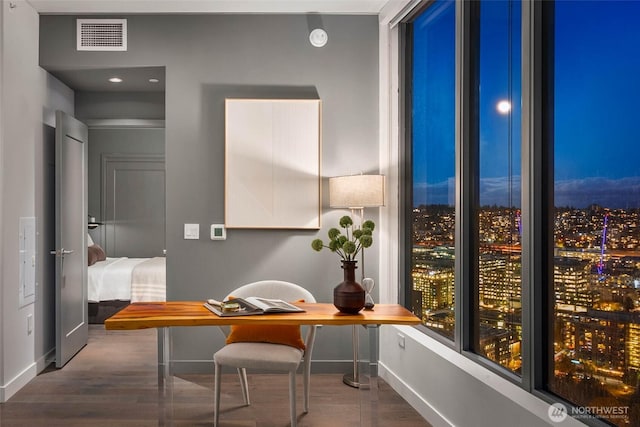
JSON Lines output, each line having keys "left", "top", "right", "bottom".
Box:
{"left": 105, "top": 301, "right": 420, "bottom": 385}
{"left": 106, "top": 302, "right": 419, "bottom": 426}
{"left": 105, "top": 301, "right": 419, "bottom": 328}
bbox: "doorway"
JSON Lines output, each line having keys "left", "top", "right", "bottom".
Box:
{"left": 42, "top": 66, "right": 166, "bottom": 348}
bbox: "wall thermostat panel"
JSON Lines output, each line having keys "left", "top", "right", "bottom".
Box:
{"left": 211, "top": 224, "right": 226, "bottom": 240}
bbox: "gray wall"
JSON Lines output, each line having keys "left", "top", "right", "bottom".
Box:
{"left": 76, "top": 91, "right": 165, "bottom": 121}
{"left": 40, "top": 14, "right": 380, "bottom": 370}
{"left": 86, "top": 127, "right": 165, "bottom": 249}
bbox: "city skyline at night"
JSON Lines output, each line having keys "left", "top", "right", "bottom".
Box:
{"left": 410, "top": 1, "right": 640, "bottom": 424}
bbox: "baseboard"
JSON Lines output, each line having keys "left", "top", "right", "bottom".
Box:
{"left": 36, "top": 347, "right": 56, "bottom": 373}
{"left": 378, "top": 361, "right": 454, "bottom": 427}
{"left": 0, "top": 362, "right": 38, "bottom": 403}
{"left": 170, "top": 359, "right": 355, "bottom": 375}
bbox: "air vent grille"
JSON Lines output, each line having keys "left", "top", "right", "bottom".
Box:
{"left": 77, "top": 19, "right": 127, "bottom": 51}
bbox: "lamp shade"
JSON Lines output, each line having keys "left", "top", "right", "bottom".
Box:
{"left": 329, "top": 175, "right": 385, "bottom": 209}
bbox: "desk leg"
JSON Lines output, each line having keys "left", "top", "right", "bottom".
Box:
{"left": 368, "top": 324, "right": 379, "bottom": 378}
{"left": 343, "top": 325, "right": 361, "bottom": 387}
{"left": 157, "top": 327, "right": 173, "bottom": 426}
{"left": 344, "top": 323, "right": 381, "bottom": 389}
{"left": 158, "top": 327, "right": 172, "bottom": 388}
{"left": 359, "top": 325, "right": 380, "bottom": 427}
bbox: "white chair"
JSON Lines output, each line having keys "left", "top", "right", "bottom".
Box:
{"left": 213, "top": 280, "right": 317, "bottom": 427}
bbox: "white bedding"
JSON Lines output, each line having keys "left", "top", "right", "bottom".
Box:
{"left": 88, "top": 257, "right": 166, "bottom": 303}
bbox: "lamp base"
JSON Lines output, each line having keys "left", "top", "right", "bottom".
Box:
{"left": 342, "top": 373, "right": 369, "bottom": 388}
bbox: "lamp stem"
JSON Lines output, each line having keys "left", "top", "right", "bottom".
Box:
{"left": 361, "top": 245, "right": 365, "bottom": 282}
{"left": 358, "top": 207, "right": 365, "bottom": 281}
{"left": 348, "top": 207, "right": 366, "bottom": 281}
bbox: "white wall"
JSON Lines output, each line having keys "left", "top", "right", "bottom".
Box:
{"left": 1, "top": 0, "right": 38, "bottom": 402}
{"left": 0, "top": 0, "right": 74, "bottom": 402}
{"left": 379, "top": 326, "right": 586, "bottom": 427}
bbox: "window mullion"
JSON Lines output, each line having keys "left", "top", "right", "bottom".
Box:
{"left": 520, "top": 0, "right": 536, "bottom": 393}
{"left": 455, "top": 0, "right": 480, "bottom": 353}
{"left": 521, "top": 0, "right": 554, "bottom": 393}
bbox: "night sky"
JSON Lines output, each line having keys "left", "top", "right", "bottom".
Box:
{"left": 554, "top": 1, "right": 640, "bottom": 209}
{"left": 413, "top": 0, "right": 640, "bottom": 209}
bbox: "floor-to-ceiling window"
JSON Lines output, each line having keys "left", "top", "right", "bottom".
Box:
{"left": 476, "top": 0, "right": 522, "bottom": 373}
{"left": 409, "top": 0, "right": 456, "bottom": 341}
{"left": 550, "top": 2, "right": 640, "bottom": 425}
{"left": 405, "top": 0, "right": 639, "bottom": 424}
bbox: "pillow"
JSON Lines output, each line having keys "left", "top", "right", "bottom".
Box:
{"left": 226, "top": 324, "right": 305, "bottom": 350}
{"left": 87, "top": 244, "right": 106, "bottom": 266}
{"left": 225, "top": 298, "right": 306, "bottom": 350}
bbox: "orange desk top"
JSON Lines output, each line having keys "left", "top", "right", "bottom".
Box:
{"left": 104, "top": 302, "right": 420, "bottom": 330}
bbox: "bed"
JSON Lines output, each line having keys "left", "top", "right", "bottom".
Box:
{"left": 88, "top": 256, "right": 166, "bottom": 323}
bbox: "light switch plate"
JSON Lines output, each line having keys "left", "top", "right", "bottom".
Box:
{"left": 184, "top": 223, "right": 200, "bottom": 240}
{"left": 398, "top": 333, "right": 406, "bottom": 349}
{"left": 211, "top": 224, "right": 226, "bottom": 240}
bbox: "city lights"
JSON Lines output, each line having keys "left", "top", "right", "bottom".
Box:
{"left": 412, "top": 204, "right": 640, "bottom": 423}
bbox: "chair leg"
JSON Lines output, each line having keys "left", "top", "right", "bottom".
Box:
{"left": 214, "top": 362, "right": 221, "bottom": 427}
{"left": 237, "top": 368, "right": 250, "bottom": 405}
{"left": 303, "top": 360, "right": 310, "bottom": 413}
{"left": 289, "top": 371, "right": 297, "bottom": 427}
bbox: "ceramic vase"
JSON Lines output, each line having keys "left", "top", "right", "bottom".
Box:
{"left": 333, "top": 260, "right": 365, "bottom": 314}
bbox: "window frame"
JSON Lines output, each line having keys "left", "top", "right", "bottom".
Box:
{"left": 401, "top": 2, "right": 616, "bottom": 424}
{"left": 400, "top": 0, "right": 462, "bottom": 348}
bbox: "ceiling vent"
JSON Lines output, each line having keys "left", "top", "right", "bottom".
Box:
{"left": 77, "top": 19, "right": 127, "bottom": 51}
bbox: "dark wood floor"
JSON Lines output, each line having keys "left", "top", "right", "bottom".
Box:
{"left": 0, "top": 326, "right": 431, "bottom": 426}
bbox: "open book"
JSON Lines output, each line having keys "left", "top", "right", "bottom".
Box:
{"left": 204, "top": 297, "right": 305, "bottom": 317}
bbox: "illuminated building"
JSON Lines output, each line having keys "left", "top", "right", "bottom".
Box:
{"left": 627, "top": 323, "right": 640, "bottom": 374}
{"left": 479, "top": 253, "right": 522, "bottom": 309}
{"left": 554, "top": 256, "right": 598, "bottom": 310}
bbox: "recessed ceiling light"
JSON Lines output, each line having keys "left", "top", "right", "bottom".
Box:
{"left": 109, "top": 77, "right": 123, "bottom": 83}
{"left": 309, "top": 28, "right": 328, "bottom": 47}
{"left": 148, "top": 78, "right": 160, "bottom": 83}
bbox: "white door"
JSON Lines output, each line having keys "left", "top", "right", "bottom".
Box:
{"left": 53, "top": 111, "right": 88, "bottom": 368}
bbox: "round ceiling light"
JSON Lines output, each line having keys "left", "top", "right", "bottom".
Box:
{"left": 309, "top": 28, "right": 328, "bottom": 48}
{"left": 149, "top": 78, "right": 160, "bottom": 83}
{"left": 108, "top": 77, "right": 123, "bottom": 83}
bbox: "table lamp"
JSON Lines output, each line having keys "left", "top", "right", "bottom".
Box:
{"left": 329, "top": 174, "right": 385, "bottom": 226}
{"left": 329, "top": 173, "right": 385, "bottom": 388}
